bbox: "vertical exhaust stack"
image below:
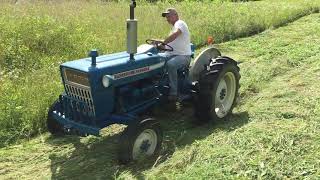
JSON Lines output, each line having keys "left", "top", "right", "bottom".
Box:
{"left": 127, "top": 0, "right": 137, "bottom": 61}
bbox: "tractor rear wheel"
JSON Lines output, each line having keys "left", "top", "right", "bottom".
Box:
{"left": 118, "top": 118, "right": 162, "bottom": 164}
{"left": 47, "top": 100, "right": 64, "bottom": 135}
{"left": 194, "top": 57, "right": 240, "bottom": 123}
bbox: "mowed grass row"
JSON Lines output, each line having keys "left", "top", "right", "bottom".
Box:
{"left": 0, "top": 12, "right": 319, "bottom": 180}
{"left": 140, "top": 13, "right": 320, "bottom": 179}
{"left": 0, "top": 0, "right": 320, "bottom": 146}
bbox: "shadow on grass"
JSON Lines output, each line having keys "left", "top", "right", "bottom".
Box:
{"left": 46, "top": 105, "right": 249, "bottom": 179}
{"left": 47, "top": 133, "right": 121, "bottom": 179}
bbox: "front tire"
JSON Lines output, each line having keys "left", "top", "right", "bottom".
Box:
{"left": 195, "top": 57, "right": 240, "bottom": 122}
{"left": 118, "top": 118, "right": 162, "bottom": 164}
{"left": 47, "top": 100, "right": 64, "bottom": 135}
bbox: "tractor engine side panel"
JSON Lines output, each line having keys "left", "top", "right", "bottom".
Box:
{"left": 116, "top": 78, "right": 160, "bottom": 113}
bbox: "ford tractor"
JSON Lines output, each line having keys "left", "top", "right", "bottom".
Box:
{"left": 47, "top": 0, "right": 240, "bottom": 163}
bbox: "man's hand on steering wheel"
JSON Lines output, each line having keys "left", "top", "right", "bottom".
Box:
{"left": 146, "top": 39, "right": 173, "bottom": 51}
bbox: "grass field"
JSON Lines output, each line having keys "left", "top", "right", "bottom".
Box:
{"left": 0, "top": 8, "right": 320, "bottom": 179}
{"left": 0, "top": 0, "right": 320, "bottom": 148}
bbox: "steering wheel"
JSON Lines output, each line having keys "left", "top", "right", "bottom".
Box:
{"left": 146, "top": 39, "right": 173, "bottom": 51}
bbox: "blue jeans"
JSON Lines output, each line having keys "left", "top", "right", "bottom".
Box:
{"left": 166, "top": 55, "right": 191, "bottom": 96}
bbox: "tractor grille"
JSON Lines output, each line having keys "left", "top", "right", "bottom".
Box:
{"left": 64, "top": 68, "right": 89, "bottom": 87}
{"left": 65, "top": 83, "right": 95, "bottom": 115}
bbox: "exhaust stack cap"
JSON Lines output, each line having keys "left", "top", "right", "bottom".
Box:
{"left": 89, "top": 49, "right": 99, "bottom": 66}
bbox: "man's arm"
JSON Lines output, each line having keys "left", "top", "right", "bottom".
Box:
{"left": 164, "top": 28, "right": 182, "bottom": 44}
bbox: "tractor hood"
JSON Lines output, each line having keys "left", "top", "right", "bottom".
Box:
{"left": 60, "top": 45, "right": 166, "bottom": 89}
{"left": 61, "top": 45, "right": 161, "bottom": 74}
{"left": 62, "top": 51, "right": 134, "bottom": 72}
{"left": 62, "top": 52, "right": 162, "bottom": 72}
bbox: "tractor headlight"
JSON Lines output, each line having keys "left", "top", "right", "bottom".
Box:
{"left": 102, "top": 75, "right": 113, "bottom": 87}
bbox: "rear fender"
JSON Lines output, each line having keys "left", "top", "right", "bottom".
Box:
{"left": 189, "top": 47, "right": 222, "bottom": 82}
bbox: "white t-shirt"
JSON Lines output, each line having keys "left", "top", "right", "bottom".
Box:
{"left": 167, "top": 20, "right": 191, "bottom": 56}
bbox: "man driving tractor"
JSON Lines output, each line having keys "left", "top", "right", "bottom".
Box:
{"left": 161, "top": 8, "right": 192, "bottom": 101}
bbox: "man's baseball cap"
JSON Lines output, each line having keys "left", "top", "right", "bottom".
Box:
{"left": 161, "top": 8, "right": 177, "bottom": 17}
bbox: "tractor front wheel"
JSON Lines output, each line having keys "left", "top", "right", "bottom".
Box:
{"left": 47, "top": 100, "right": 64, "bottom": 135}
{"left": 118, "top": 118, "right": 162, "bottom": 164}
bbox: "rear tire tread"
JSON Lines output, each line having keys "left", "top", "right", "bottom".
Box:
{"left": 194, "top": 57, "right": 240, "bottom": 122}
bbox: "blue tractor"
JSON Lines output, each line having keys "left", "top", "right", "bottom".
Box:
{"left": 47, "top": 1, "right": 240, "bottom": 163}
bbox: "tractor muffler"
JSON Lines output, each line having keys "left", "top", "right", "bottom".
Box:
{"left": 127, "top": 0, "right": 137, "bottom": 61}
